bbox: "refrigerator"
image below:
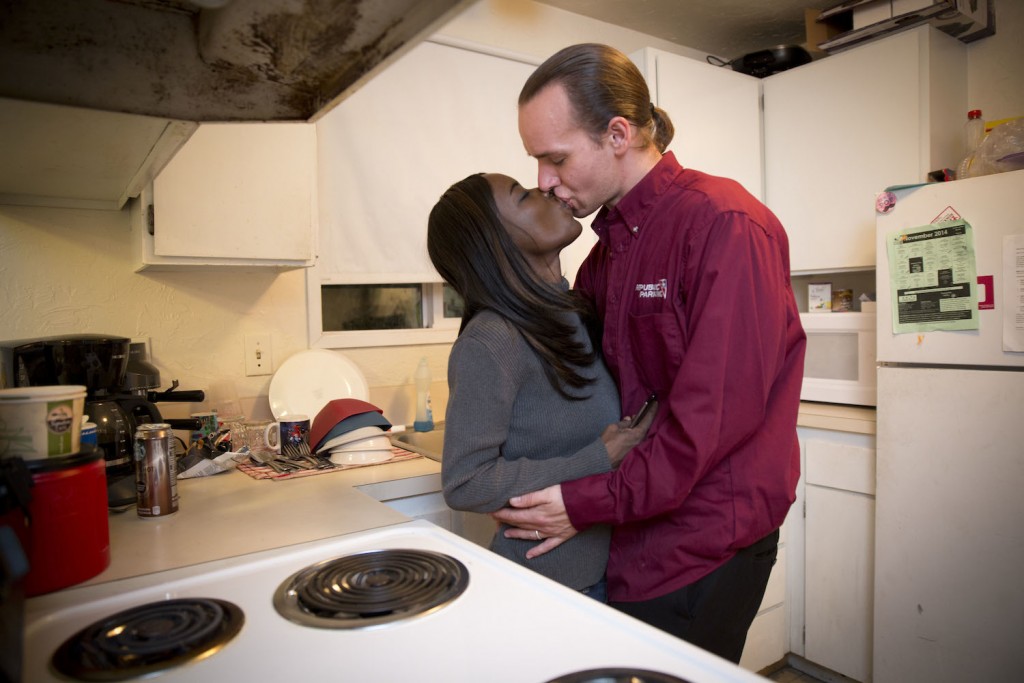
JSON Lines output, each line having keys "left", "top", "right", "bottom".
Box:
{"left": 873, "top": 169, "right": 1024, "bottom": 683}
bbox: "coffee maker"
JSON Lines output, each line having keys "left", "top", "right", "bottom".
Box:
{"left": 13, "top": 335, "right": 204, "bottom": 508}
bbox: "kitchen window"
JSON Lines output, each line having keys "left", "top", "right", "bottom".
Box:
{"left": 310, "top": 281, "right": 461, "bottom": 349}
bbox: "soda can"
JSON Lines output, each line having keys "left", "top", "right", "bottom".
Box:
{"left": 134, "top": 423, "right": 178, "bottom": 518}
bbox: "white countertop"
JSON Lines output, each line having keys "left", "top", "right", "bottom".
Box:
{"left": 798, "top": 401, "right": 876, "bottom": 435}
{"left": 84, "top": 456, "right": 442, "bottom": 586}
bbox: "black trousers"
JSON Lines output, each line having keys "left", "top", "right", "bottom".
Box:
{"left": 609, "top": 528, "right": 780, "bottom": 664}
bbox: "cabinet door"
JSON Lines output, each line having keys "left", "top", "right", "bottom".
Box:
{"left": 634, "top": 49, "right": 763, "bottom": 200}
{"left": 315, "top": 41, "right": 594, "bottom": 283}
{"left": 803, "top": 435, "right": 876, "bottom": 682}
{"left": 763, "top": 26, "right": 964, "bottom": 272}
{"left": 152, "top": 122, "right": 316, "bottom": 264}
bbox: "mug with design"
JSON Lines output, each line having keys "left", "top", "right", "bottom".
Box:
{"left": 190, "top": 412, "right": 219, "bottom": 444}
{"left": 265, "top": 415, "right": 310, "bottom": 457}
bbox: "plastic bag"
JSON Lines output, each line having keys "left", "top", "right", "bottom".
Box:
{"left": 961, "top": 118, "right": 1024, "bottom": 178}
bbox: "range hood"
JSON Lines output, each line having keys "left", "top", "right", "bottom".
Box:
{"left": 0, "top": 0, "right": 471, "bottom": 209}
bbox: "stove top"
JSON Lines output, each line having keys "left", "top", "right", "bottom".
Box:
{"left": 24, "top": 521, "right": 766, "bottom": 683}
{"left": 272, "top": 548, "right": 469, "bottom": 629}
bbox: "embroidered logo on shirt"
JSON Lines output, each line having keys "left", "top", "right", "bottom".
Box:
{"left": 635, "top": 279, "right": 668, "bottom": 299}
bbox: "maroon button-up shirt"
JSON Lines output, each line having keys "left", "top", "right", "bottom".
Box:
{"left": 566, "top": 152, "right": 806, "bottom": 602}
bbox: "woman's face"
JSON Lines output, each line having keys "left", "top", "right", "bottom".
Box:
{"left": 485, "top": 173, "right": 582, "bottom": 282}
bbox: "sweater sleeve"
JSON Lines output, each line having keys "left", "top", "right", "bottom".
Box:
{"left": 441, "top": 321, "right": 611, "bottom": 514}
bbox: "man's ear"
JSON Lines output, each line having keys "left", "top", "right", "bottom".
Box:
{"left": 606, "top": 116, "right": 633, "bottom": 154}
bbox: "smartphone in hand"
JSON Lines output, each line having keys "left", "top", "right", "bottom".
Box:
{"left": 628, "top": 393, "right": 657, "bottom": 428}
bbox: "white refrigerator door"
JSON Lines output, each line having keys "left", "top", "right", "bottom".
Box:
{"left": 874, "top": 366, "right": 1024, "bottom": 683}
{"left": 876, "top": 169, "right": 1024, "bottom": 367}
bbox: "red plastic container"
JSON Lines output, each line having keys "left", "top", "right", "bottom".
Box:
{"left": 22, "top": 451, "right": 110, "bottom": 597}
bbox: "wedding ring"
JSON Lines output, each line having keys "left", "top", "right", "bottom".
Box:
{"left": 534, "top": 530, "right": 541, "bottom": 540}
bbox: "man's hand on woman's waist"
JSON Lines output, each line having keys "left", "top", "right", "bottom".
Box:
{"left": 493, "top": 484, "right": 577, "bottom": 559}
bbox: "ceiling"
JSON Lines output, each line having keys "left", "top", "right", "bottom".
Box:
{"left": 535, "top": 0, "right": 840, "bottom": 62}
{"left": 0, "top": 0, "right": 844, "bottom": 209}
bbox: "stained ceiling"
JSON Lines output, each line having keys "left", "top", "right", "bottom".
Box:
{"left": 0, "top": 0, "right": 473, "bottom": 122}
{"left": 0, "top": 0, "right": 847, "bottom": 208}
{"left": 0, "top": 0, "right": 844, "bottom": 123}
{"left": 535, "top": 0, "right": 840, "bottom": 63}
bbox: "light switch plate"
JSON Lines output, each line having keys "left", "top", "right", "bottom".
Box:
{"left": 244, "top": 335, "right": 272, "bottom": 376}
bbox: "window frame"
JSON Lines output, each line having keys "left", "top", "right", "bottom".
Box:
{"left": 308, "top": 271, "right": 458, "bottom": 349}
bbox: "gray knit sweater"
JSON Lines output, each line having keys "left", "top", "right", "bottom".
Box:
{"left": 442, "top": 308, "right": 620, "bottom": 590}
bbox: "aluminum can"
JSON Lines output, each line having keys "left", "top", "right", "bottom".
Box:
{"left": 134, "top": 423, "right": 178, "bottom": 518}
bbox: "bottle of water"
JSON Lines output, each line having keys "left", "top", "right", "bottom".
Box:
{"left": 957, "top": 109, "right": 985, "bottom": 180}
{"left": 413, "top": 357, "right": 434, "bottom": 432}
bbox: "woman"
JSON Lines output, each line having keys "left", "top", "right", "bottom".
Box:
{"left": 427, "top": 173, "right": 652, "bottom": 600}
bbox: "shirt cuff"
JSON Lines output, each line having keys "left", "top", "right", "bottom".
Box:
{"left": 563, "top": 471, "right": 615, "bottom": 530}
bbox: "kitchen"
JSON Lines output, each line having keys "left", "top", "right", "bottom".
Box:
{"left": 2, "top": 0, "right": 1024, "bottom": 681}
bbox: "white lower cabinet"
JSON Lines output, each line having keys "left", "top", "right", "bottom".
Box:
{"left": 740, "top": 530, "right": 789, "bottom": 672}
{"left": 799, "top": 427, "right": 877, "bottom": 682}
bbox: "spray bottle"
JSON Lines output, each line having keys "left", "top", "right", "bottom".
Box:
{"left": 413, "top": 357, "right": 434, "bottom": 432}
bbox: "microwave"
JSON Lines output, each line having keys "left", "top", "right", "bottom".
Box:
{"left": 799, "top": 307, "right": 876, "bottom": 407}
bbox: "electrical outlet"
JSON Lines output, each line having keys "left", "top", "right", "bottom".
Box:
{"left": 244, "top": 335, "right": 272, "bottom": 376}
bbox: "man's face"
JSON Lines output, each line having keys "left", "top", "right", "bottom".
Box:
{"left": 518, "top": 83, "right": 619, "bottom": 218}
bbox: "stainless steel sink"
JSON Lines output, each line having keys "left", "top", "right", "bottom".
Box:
{"left": 390, "top": 427, "right": 445, "bottom": 462}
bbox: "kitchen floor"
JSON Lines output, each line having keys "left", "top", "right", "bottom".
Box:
{"left": 765, "top": 666, "right": 828, "bottom": 682}
{"left": 762, "top": 657, "right": 851, "bottom": 683}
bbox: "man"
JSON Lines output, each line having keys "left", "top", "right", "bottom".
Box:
{"left": 492, "top": 43, "right": 806, "bottom": 664}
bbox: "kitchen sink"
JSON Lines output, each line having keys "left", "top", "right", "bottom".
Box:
{"left": 390, "top": 426, "right": 445, "bottom": 462}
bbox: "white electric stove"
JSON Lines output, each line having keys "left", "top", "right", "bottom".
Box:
{"left": 23, "top": 520, "right": 766, "bottom": 682}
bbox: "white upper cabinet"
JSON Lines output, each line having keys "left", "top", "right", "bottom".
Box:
{"left": 763, "top": 26, "right": 966, "bottom": 272}
{"left": 315, "top": 40, "right": 547, "bottom": 284}
{"left": 138, "top": 122, "right": 317, "bottom": 270}
{"left": 632, "top": 48, "right": 763, "bottom": 201}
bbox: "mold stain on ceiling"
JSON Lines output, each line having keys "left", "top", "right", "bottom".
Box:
{"left": 0, "top": 0, "right": 472, "bottom": 122}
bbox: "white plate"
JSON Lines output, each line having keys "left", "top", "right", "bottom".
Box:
{"left": 269, "top": 350, "right": 368, "bottom": 420}
{"left": 329, "top": 448, "right": 394, "bottom": 466}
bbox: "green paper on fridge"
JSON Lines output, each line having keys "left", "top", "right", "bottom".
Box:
{"left": 885, "top": 219, "right": 979, "bottom": 334}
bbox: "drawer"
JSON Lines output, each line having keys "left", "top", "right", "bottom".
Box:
{"left": 805, "top": 438, "right": 876, "bottom": 495}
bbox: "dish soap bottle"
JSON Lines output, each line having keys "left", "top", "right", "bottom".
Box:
{"left": 414, "top": 357, "right": 434, "bottom": 432}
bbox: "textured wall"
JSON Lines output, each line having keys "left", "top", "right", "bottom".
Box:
{"left": 0, "top": 203, "right": 449, "bottom": 426}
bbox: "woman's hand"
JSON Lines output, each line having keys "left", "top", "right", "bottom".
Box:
{"left": 600, "top": 399, "right": 658, "bottom": 467}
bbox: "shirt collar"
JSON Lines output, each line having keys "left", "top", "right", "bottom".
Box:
{"left": 592, "top": 151, "right": 684, "bottom": 243}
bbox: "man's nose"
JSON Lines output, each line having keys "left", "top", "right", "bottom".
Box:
{"left": 538, "top": 167, "right": 559, "bottom": 193}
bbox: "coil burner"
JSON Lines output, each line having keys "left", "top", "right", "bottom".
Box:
{"left": 273, "top": 548, "right": 469, "bottom": 629}
{"left": 51, "top": 598, "right": 244, "bottom": 681}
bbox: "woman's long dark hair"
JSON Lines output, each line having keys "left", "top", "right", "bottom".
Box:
{"left": 427, "top": 174, "right": 597, "bottom": 399}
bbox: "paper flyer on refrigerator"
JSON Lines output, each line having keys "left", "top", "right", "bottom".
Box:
{"left": 885, "top": 219, "right": 979, "bottom": 334}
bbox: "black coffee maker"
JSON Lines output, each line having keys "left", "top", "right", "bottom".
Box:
{"left": 13, "top": 335, "right": 204, "bottom": 508}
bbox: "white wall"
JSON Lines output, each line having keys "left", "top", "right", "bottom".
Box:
{"left": 1, "top": 0, "right": 1021, "bottom": 425}
{"left": 965, "top": 0, "right": 1024, "bottom": 122}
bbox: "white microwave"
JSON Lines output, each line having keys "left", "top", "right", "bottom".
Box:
{"left": 799, "top": 307, "right": 876, "bottom": 407}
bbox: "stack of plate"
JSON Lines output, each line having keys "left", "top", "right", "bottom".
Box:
{"left": 320, "top": 426, "right": 394, "bottom": 466}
